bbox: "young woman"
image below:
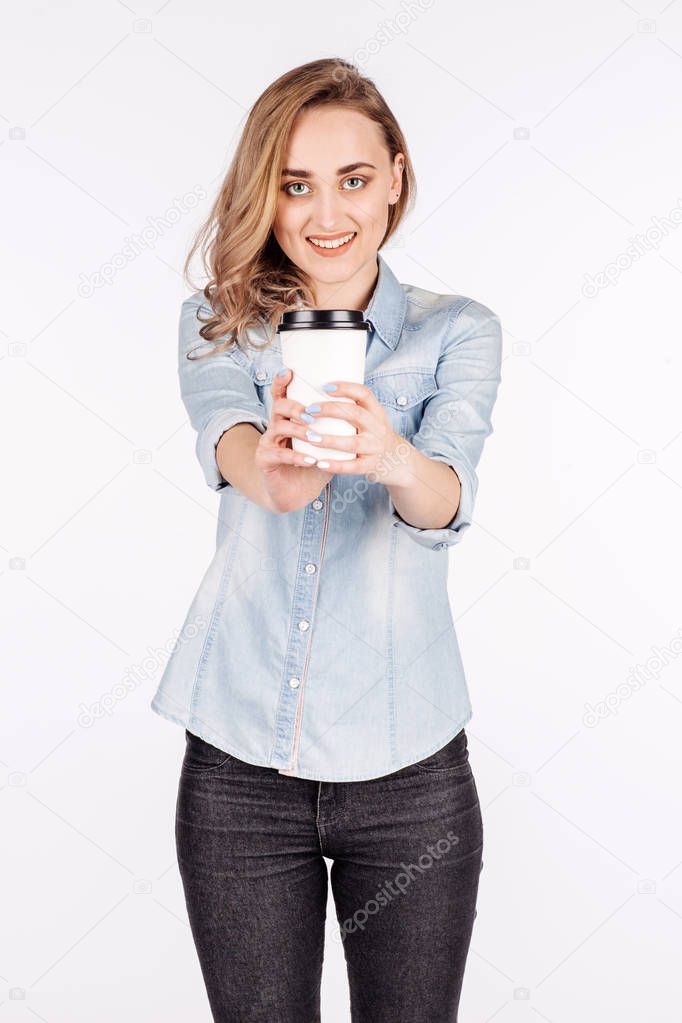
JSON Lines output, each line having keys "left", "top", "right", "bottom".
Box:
{"left": 151, "top": 57, "right": 502, "bottom": 1023}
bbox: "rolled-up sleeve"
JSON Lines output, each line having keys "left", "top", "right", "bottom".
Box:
{"left": 390, "top": 300, "right": 503, "bottom": 551}
{"left": 178, "top": 296, "right": 269, "bottom": 491}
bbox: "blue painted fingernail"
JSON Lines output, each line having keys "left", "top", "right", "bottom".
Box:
{"left": 321, "top": 383, "right": 336, "bottom": 392}
{"left": 305, "top": 404, "right": 321, "bottom": 413}
{"left": 277, "top": 367, "right": 289, "bottom": 377}
{"left": 306, "top": 430, "right": 322, "bottom": 442}
{"left": 301, "top": 412, "right": 314, "bottom": 424}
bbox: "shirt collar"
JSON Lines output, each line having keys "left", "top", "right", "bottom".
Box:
{"left": 363, "top": 252, "right": 407, "bottom": 351}
{"left": 251, "top": 252, "right": 407, "bottom": 351}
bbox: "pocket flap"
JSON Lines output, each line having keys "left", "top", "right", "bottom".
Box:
{"left": 367, "top": 370, "right": 438, "bottom": 410}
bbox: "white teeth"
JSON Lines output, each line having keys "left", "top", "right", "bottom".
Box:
{"left": 308, "top": 232, "right": 355, "bottom": 249}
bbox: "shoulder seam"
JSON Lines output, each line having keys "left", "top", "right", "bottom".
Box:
{"left": 448, "top": 298, "right": 476, "bottom": 324}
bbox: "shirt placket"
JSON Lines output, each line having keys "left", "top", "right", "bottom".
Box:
{"left": 273, "top": 480, "right": 331, "bottom": 773}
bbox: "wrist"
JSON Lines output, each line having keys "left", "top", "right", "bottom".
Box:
{"left": 254, "top": 465, "right": 280, "bottom": 513}
{"left": 380, "top": 435, "right": 420, "bottom": 490}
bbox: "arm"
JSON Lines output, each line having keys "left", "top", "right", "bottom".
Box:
{"left": 387, "top": 300, "right": 503, "bottom": 551}
{"left": 177, "top": 298, "right": 331, "bottom": 512}
{"left": 178, "top": 297, "right": 271, "bottom": 493}
{"left": 216, "top": 423, "right": 278, "bottom": 512}
{"left": 218, "top": 395, "right": 334, "bottom": 515}
{"left": 384, "top": 444, "right": 463, "bottom": 529}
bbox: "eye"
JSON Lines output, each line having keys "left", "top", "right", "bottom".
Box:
{"left": 282, "top": 176, "right": 369, "bottom": 197}
{"left": 342, "top": 176, "right": 367, "bottom": 190}
{"left": 283, "top": 181, "right": 311, "bottom": 196}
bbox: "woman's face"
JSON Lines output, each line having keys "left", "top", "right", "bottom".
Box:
{"left": 273, "top": 105, "right": 404, "bottom": 296}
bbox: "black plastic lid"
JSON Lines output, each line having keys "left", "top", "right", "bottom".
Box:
{"left": 277, "top": 309, "right": 370, "bottom": 332}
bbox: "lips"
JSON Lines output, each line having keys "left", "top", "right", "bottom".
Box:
{"left": 305, "top": 231, "right": 357, "bottom": 255}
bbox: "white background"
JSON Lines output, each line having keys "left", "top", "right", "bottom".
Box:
{"left": 3, "top": 0, "right": 682, "bottom": 1019}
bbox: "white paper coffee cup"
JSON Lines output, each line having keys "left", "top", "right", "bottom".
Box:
{"left": 277, "top": 309, "right": 369, "bottom": 462}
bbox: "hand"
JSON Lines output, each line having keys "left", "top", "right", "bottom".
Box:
{"left": 301, "top": 380, "right": 411, "bottom": 486}
{"left": 254, "top": 368, "right": 333, "bottom": 512}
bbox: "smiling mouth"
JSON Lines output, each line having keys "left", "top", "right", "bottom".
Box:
{"left": 306, "top": 231, "right": 357, "bottom": 255}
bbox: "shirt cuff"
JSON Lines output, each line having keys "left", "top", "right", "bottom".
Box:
{"left": 389, "top": 458, "right": 477, "bottom": 551}
{"left": 197, "top": 408, "right": 269, "bottom": 491}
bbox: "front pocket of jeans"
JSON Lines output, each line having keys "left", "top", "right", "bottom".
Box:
{"left": 183, "top": 729, "right": 233, "bottom": 772}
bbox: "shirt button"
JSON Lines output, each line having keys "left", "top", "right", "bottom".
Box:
{"left": 433, "top": 542, "right": 447, "bottom": 550}
{"left": 304, "top": 563, "right": 316, "bottom": 574}
{"left": 255, "top": 369, "right": 267, "bottom": 382}
{"left": 298, "top": 619, "right": 310, "bottom": 631}
{"left": 289, "top": 676, "right": 301, "bottom": 689}
{"left": 396, "top": 394, "right": 408, "bottom": 406}
{"left": 312, "top": 499, "right": 323, "bottom": 510}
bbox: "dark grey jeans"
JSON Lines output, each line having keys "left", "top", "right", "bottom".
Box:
{"left": 175, "top": 726, "right": 483, "bottom": 1023}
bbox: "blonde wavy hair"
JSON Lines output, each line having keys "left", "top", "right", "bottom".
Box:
{"left": 184, "top": 56, "right": 416, "bottom": 360}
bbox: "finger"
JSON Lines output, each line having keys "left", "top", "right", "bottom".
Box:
{"left": 262, "top": 445, "right": 319, "bottom": 469}
{"left": 270, "top": 366, "right": 292, "bottom": 402}
{"left": 319, "top": 380, "right": 382, "bottom": 415}
{"left": 268, "top": 417, "right": 318, "bottom": 445}
{"left": 302, "top": 430, "right": 362, "bottom": 455}
{"left": 302, "top": 399, "right": 371, "bottom": 431}
{"left": 272, "top": 395, "right": 310, "bottom": 424}
{"left": 313, "top": 454, "right": 375, "bottom": 475}
{"left": 269, "top": 369, "right": 311, "bottom": 424}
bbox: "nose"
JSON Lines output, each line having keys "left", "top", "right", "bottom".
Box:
{"left": 309, "top": 183, "right": 349, "bottom": 231}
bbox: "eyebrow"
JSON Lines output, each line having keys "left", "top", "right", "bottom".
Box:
{"left": 280, "top": 161, "right": 377, "bottom": 179}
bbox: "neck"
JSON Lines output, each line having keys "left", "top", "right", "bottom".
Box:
{"left": 310, "top": 255, "right": 379, "bottom": 312}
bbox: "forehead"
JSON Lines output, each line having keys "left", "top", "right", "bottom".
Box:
{"left": 283, "top": 106, "right": 386, "bottom": 170}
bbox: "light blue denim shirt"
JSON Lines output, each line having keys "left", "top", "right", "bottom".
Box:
{"left": 150, "top": 252, "right": 502, "bottom": 781}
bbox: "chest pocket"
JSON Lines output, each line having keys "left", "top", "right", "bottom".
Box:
{"left": 366, "top": 370, "right": 438, "bottom": 439}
